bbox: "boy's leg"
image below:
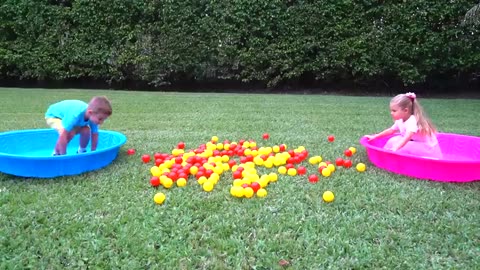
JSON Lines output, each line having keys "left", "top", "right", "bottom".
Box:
{"left": 46, "top": 118, "right": 63, "bottom": 155}
{"left": 46, "top": 118, "right": 80, "bottom": 155}
{"left": 78, "top": 126, "right": 91, "bottom": 153}
{"left": 46, "top": 117, "right": 63, "bottom": 131}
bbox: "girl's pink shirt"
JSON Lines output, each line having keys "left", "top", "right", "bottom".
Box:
{"left": 391, "top": 115, "right": 439, "bottom": 147}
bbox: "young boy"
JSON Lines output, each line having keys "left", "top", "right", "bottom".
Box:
{"left": 45, "top": 96, "right": 112, "bottom": 155}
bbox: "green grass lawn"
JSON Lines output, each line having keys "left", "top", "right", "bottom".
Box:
{"left": 0, "top": 88, "right": 479, "bottom": 269}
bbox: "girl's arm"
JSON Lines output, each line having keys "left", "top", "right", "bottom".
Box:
{"left": 390, "top": 131, "right": 414, "bottom": 151}
{"left": 366, "top": 128, "right": 395, "bottom": 140}
{"left": 91, "top": 132, "right": 98, "bottom": 151}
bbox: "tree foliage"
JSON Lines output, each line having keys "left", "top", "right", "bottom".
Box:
{"left": 0, "top": 0, "right": 478, "bottom": 89}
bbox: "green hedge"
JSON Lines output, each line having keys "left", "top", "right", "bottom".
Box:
{"left": 0, "top": 0, "right": 478, "bottom": 89}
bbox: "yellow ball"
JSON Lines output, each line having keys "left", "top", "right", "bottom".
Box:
{"left": 272, "top": 145, "right": 280, "bottom": 153}
{"left": 308, "top": 157, "right": 318, "bottom": 165}
{"left": 322, "top": 191, "right": 335, "bottom": 203}
{"left": 150, "top": 166, "right": 161, "bottom": 177}
{"left": 176, "top": 178, "right": 187, "bottom": 187}
{"left": 230, "top": 186, "right": 237, "bottom": 196}
{"left": 259, "top": 178, "right": 269, "bottom": 188}
{"left": 356, "top": 163, "right": 366, "bottom": 172}
{"left": 278, "top": 166, "right": 287, "bottom": 174}
{"left": 203, "top": 181, "right": 214, "bottom": 192}
{"left": 211, "top": 136, "right": 219, "bottom": 142}
{"left": 243, "top": 187, "right": 254, "bottom": 198}
{"left": 256, "top": 188, "right": 267, "bottom": 197}
{"left": 162, "top": 178, "right": 173, "bottom": 189}
{"left": 287, "top": 168, "right": 297, "bottom": 176}
{"left": 321, "top": 167, "right": 331, "bottom": 177}
{"left": 264, "top": 159, "right": 273, "bottom": 168}
{"left": 268, "top": 172, "right": 278, "bottom": 182}
{"left": 153, "top": 192, "right": 166, "bottom": 204}
{"left": 349, "top": 147, "right": 357, "bottom": 154}
{"left": 233, "top": 186, "right": 244, "bottom": 197}
{"left": 327, "top": 163, "right": 336, "bottom": 173}
{"left": 224, "top": 143, "right": 230, "bottom": 150}
{"left": 254, "top": 156, "right": 264, "bottom": 166}
{"left": 197, "top": 176, "right": 207, "bottom": 185}
{"left": 189, "top": 166, "right": 199, "bottom": 175}
{"left": 233, "top": 179, "right": 243, "bottom": 187}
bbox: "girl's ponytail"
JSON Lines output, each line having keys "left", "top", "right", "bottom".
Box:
{"left": 409, "top": 94, "right": 437, "bottom": 136}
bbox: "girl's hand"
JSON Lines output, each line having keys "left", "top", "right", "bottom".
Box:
{"left": 365, "top": 134, "right": 377, "bottom": 141}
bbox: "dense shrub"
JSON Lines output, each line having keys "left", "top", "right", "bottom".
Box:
{"left": 0, "top": 0, "right": 478, "bottom": 90}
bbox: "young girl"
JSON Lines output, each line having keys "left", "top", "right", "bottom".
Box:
{"left": 365, "top": 92, "right": 442, "bottom": 159}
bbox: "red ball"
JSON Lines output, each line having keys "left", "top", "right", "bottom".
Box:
{"left": 344, "top": 149, "right": 353, "bottom": 157}
{"left": 229, "top": 143, "right": 238, "bottom": 150}
{"left": 297, "top": 166, "right": 307, "bottom": 175}
{"left": 308, "top": 174, "right": 319, "bottom": 183}
{"left": 175, "top": 157, "right": 183, "bottom": 164}
{"left": 141, "top": 154, "right": 151, "bottom": 163}
{"left": 262, "top": 133, "right": 270, "bottom": 140}
{"left": 335, "top": 158, "right": 344, "bottom": 166}
{"left": 195, "top": 171, "right": 205, "bottom": 179}
{"left": 167, "top": 172, "right": 178, "bottom": 181}
{"left": 250, "top": 182, "right": 261, "bottom": 193}
{"left": 343, "top": 160, "right": 353, "bottom": 168}
{"left": 155, "top": 159, "right": 163, "bottom": 166}
{"left": 279, "top": 144, "right": 286, "bottom": 152}
{"left": 127, "top": 148, "right": 136, "bottom": 155}
{"left": 233, "top": 170, "right": 243, "bottom": 179}
{"left": 150, "top": 176, "right": 160, "bottom": 187}
{"left": 178, "top": 172, "right": 188, "bottom": 179}
{"left": 177, "top": 142, "right": 185, "bottom": 149}
{"left": 328, "top": 135, "right": 335, "bottom": 142}
{"left": 228, "top": 159, "right": 237, "bottom": 168}
{"left": 205, "top": 169, "right": 213, "bottom": 178}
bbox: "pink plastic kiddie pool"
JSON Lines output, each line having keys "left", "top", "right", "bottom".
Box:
{"left": 360, "top": 133, "right": 480, "bottom": 182}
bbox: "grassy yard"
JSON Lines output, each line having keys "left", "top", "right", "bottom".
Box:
{"left": 0, "top": 88, "right": 479, "bottom": 269}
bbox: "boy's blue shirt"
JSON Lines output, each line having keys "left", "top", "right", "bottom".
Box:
{"left": 45, "top": 100, "right": 99, "bottom": 133}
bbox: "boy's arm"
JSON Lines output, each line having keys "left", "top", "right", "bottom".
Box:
{"left": 55, "top": 129, "right": 69, "bottom": 155}
{"left": 91, "top": 132, "right": 98, "bottom": 151}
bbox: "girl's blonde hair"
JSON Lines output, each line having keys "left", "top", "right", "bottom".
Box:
{"left": 390, "top": 93, "right": 437, "bottom": 136}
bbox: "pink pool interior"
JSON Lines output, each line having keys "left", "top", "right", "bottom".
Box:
{"left": 360, "top": 133, "right": 480, "bottom": 182}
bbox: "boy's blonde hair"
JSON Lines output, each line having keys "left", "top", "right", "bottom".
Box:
{"left": 390, "top": 93, "right": 437, "bottom": 136}
{"left": 88, "top": 96, "right": 112, "bottom": 116}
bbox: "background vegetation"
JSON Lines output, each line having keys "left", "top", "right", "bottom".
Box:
{"left": 0, "top": 1, "right": 479, "bottom": 91}
{"left": 0, "top": 88, "right": 479, "bottom": 269}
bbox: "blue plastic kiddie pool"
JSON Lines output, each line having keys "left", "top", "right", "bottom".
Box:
{"left": 0, "top": 129, "right": 127, "bottom": 178}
